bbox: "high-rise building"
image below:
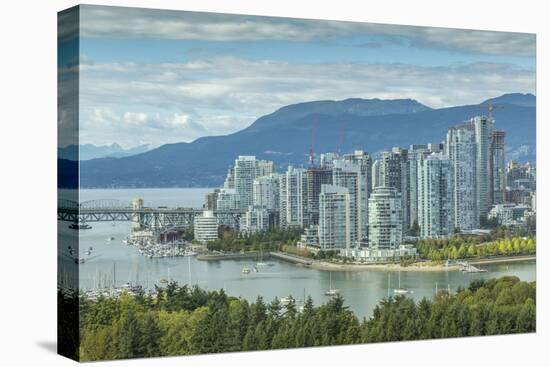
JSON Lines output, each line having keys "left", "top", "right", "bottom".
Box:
{"left": 379, "top": 148, "right": 408, "bottom": 231}
{"left": 320, "top": 152, "right": 340, "bottom": 169}
{"left": 333, "top": 150, "right": 372, "bottom": 245}
{"left": 506, "top": 161, "right": 536, "bottom": 198}
{"left": 333, "top": 160, "right": 361, "bottom": 246}
{"left": 233, "top": 156, "right": 274, "bottom": 209}
{"left": 194, "top": 210, "right": 219, "bottom": 243}
{"left": 216, "top": 188, "right": 240, "bottom": 210}
{"left": 280, "top": 166, "right": 308, "bottom": 228}
{"left": 234, "top": 156, "right": 258, "bottom": 209}
{"left": 343, "top": 150, "right": 373, "bottom": 199}
{"left": 305, "top": 167, "right": 333, "bottom": 225}
{"left": 223, "top": 167, "right": 235, "bottom": 189}
{"left": 240, "top": 205, "right": 270, "bottom": 233}
{"left": 417, "top": 153, "right": 454, "bottom": 237}
{"left": 472, "top": 116, "right": 493, "bottom": 216}
{"left": 368, "top": 186, "right": 402, "bottom": 249}
{"left": 256, "top": 160, "right": 275, "bottom": 178}
{"left": 318, "top": 184, "right": 350, "bottom": 250}
{"left": 491, "top": 130, "right": 506, "bottom": 205}
{"left": 446, "top": 124, "right": 478, "bottom": 230}
{"left": 253, "top": 174, "right": 280, "bottom": 210}
{"left": 204, "top": 189, "right": 221, "bottom": 210}
{"left": 371, "top": 159, "right": 381, "bottom": 190}
{"left": 407, "top": 145, "right": 430, "bottom": 229}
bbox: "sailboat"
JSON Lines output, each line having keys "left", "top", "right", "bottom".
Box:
{"left": 187, "top": 255, "right": 192, "bottom": 285}
{"left": 324, "top": 272, "right": 339, "bottom": 296}
{"left": 387, "top": 273, "right": 391, "bottom": 299}
{"left": 256, "top": 244, "right": 268, "bottom": 267}
{"left": 393, "top": 271, "right": 409, "bottom": 294}
{"left": 298, "top": 288, "right": 306, "bottom": 312}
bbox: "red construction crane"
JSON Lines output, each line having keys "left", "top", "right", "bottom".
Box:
{"left": 337, "top": 120, "right": 346, "bottom": 155}
{"left": 309, "top": 117, "right": 316, "bottom": 167}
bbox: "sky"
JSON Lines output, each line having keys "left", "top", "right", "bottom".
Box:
{"left": 59, "top": 5, "right": 536, "bottom": 149}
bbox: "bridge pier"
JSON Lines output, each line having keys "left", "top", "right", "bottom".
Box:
{"left": 132, "top": 198, "right": 144, "bottom": 232}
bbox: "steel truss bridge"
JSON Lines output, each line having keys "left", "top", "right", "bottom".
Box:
{"left": 58, "top": 199, "right": 246, "bottom": 230}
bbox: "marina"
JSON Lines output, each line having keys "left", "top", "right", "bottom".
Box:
{"left": 125, "top": 229, "right": 199, "bottom": 259}
{"left": 58, "top": 188, "right": 537, "bottom": 319}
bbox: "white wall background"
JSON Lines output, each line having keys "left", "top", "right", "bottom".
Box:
{"left": 0, "top": 0, "right": 547, "bottom": 366}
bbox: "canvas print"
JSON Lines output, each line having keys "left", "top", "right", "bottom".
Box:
{"left": 58, "top": 5, "right": 536, "bottom": 362}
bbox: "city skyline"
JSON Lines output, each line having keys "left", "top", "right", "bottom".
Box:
{"left": 200, "top": 111, "right": 535, "bottom": 257}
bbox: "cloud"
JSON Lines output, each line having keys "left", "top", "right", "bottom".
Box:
{"left": 78, "top": 5, "right": 535, "bottom": 57}
{"left": 80, "top": 108, "right": 209, "bottom": 147}
{"left": 122, "top": 112, "right": 148, "bottom": 125}
{"left": 77, "top": 55, "right": 535, "bottom": 147}
{"left": 363, "top": 24, "right": 535, "bottom": 57}
{"left": 80, "top": 56, "right": 535, "bottom": 109}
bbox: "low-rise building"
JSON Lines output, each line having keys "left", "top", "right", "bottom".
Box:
{"left": 297, "top": 225, "right": 319, "bottom": 249}
{"left": 340, "top": 244, "right": 417, "bottom": 263}
{"left": 488, "top": 204, "right": 530, "bottom": 226}
{"left": 194, "top": 210, "right": 218, "bottom": 243}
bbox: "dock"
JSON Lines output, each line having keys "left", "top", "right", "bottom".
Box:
{"left": 270, "top": 252, "right": 314, "bottom": 266}
{"left": 196, "top": 251, "right": 266, "bottom": 261}
{"left": 457, "top": 261, "right": 488, "bottom": 273}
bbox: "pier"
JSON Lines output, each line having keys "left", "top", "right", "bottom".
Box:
{"left": 445, "top": 260, "right": 488, "bottom": 273}
{"left": 196, "top": 251, "right": 314, "bottom": 266}
{"left": 270, "top": 252, "right": 314, "bottom": 266}
{"left": 196, "top": 251, "right": 266, "bottom": 261}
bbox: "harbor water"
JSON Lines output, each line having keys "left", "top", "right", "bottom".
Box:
{"left": 60, "top": 188, "right": 536, "bottom": 319}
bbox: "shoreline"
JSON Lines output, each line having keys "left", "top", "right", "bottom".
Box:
{"left": 196, "top": 250, "right": 536, "bottom": 273}
{"left": 308, "top": 255, "right": 536, "bottom": 272}
{"left": 469, "top": 255, "right": 536, "bottom": 265}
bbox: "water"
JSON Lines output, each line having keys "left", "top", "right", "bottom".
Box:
{"left": 61, "top": 188, "right": 536, "bottom": 319}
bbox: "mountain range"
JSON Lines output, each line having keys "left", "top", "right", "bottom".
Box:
{"left": 61, "top": 93, "right": 535, "bottom": 188}
{"left": 58, "top": 143, "right": 150, "bottom": 161}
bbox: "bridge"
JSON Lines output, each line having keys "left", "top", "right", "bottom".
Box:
{"left": 58, "top": 198, "right": 246, "bottom": 230}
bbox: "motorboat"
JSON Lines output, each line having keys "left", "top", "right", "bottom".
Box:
{"left": 69, "top": 220, "right": 92, "bottom": 230}
{"left": 280, "top": 296, "right": 294, "bottom": 306}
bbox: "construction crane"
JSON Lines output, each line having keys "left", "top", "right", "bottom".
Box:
{"left": 309, "top": 117, "right": 316, "bottom": 167}
{"left": 337, "top": 120, "right": 346, "bottom": 155}
{"left": 478, "top": 102, "right": 504, "bottom": 121}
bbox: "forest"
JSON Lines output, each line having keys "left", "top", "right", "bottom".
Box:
{"left": 63, "top": 276, "right": 535, "bottom": 361}
{"left": 416, "top": 236, "right": 536, "bottom": 261}
{"left": 205, "top": 227, "right": 303, "bottom": 253}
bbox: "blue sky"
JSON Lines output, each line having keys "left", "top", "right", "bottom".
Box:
{"left": 63, "top": 5, "right": 536, "bottom": 148}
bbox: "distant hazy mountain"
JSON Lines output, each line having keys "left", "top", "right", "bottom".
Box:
{"left": 482, "top": 93, "right": 536, "bottom": 107}
{"left": 58, "top": 143, "right": 150, "bottom": 161}
{"left": 73, "top": 95, "right": 535, "bottom": 188}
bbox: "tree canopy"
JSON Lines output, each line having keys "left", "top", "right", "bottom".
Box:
{"left": 67, "top": 276, "right": 536, "bottom": 361}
